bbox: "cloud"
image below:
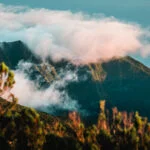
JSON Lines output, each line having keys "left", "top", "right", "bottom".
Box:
{"left": 0, "top": 3, "right": 150, "bottom": 64}
{"left": 11, "top": 61, "right": 80, "bottom": 113}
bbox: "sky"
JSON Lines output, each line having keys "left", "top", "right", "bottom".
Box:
{"left": 0, "top": 0, "right": 150, "bottom": 66}
{"left": 1, "top": 0, "right": 150, "bottom": 26}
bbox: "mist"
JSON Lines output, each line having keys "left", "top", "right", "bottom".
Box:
{"left": 10, "top": 61, "right": 80, "bottom": 113}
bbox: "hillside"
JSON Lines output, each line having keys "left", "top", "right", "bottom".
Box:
{"left": 0, "top": 60, "right": 150, "bottom": 150}
{"left": 0, "top": 97, "right": 57, "bottom": 125}
{"left": 0, "top": 41, "right": 40, "bottom": 69}
{"left": 0, "top": 41, "right": 150, "bottom": 121}
{"left": 1, "top": 98, "right": 150, "bottom": 150}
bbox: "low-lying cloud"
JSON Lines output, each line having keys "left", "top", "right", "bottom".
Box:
{"left": 11, "top": 61, "right": 80, "bottom": 113}
{"left": 0, "top": 3, "right": 150, "bottom": 64}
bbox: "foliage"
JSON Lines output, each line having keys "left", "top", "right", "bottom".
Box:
{"left": 0, "top": 62, "right": 15, "bottom": 101}
{"left": 1, "top": 98, "right": 150, "bottom": 150}
{"left": 1, "top": 62, "right": 150, "bottom": 150}
{"left": 0, "top": 100, "right": 46, "bottom": 150}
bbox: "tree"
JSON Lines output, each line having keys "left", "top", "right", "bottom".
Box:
{"left": 0, "top": 62, "right": 15, "bottom": 102}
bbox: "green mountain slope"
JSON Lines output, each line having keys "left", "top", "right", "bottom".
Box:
{"left": 0, "top": 41, "right": 150, "bottom": 121}
{"left": 0, "top": 41, "right": 40, "bottom": 69}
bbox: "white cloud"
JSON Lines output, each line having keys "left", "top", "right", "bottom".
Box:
{"left": 0, "top": 3, "right": 150, "bottom": 64}
{"left": 11, "top": 61, "right": 80, "bottom": 113}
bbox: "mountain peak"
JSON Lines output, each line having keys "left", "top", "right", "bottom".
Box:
{"left": 0, "top": 40, "right": 39, "bottom": 69}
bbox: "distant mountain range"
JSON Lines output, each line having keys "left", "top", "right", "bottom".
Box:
{"left": 0, "top": 41, "right": 150, "bottom": 121}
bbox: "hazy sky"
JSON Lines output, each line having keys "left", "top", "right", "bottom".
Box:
{"left": 1, "top": 0, "right": 150, "bottom": 66}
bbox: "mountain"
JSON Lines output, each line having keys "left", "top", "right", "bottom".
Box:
{"left": 0, "top": 41, "right": 150, "bottom": 121}
{"left": 0, "top": 41, "right": 40, "bottom": 69}
{"left": 65, "top": 56, "right": 150, "bottom": 120}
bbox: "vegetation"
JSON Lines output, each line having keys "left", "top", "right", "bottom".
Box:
{"left": 1, "top": 97, "right": 150, "bottom": 150}
{"left": 34, "top": 63, "right": 59, "bottom": 84}
{"left": 0, "top": 62, "right": 16, "bottom": 101}
{"left": 88, "top": 64, "right": 107, "bottom": 82}
{"left": 0, "top": 62, "right": 150, "bottom": 150}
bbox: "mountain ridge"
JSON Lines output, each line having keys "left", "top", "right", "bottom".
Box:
{"left": 0, "top": 40, "right": 150, "bottom": 121}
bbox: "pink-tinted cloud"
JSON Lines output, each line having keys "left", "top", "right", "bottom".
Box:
{"left": 0, "top": 3, "right": 150, "bottom": 64}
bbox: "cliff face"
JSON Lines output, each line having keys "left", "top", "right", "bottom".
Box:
{"left": 0, "top": 41, "right": 150, "bottom": 120}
